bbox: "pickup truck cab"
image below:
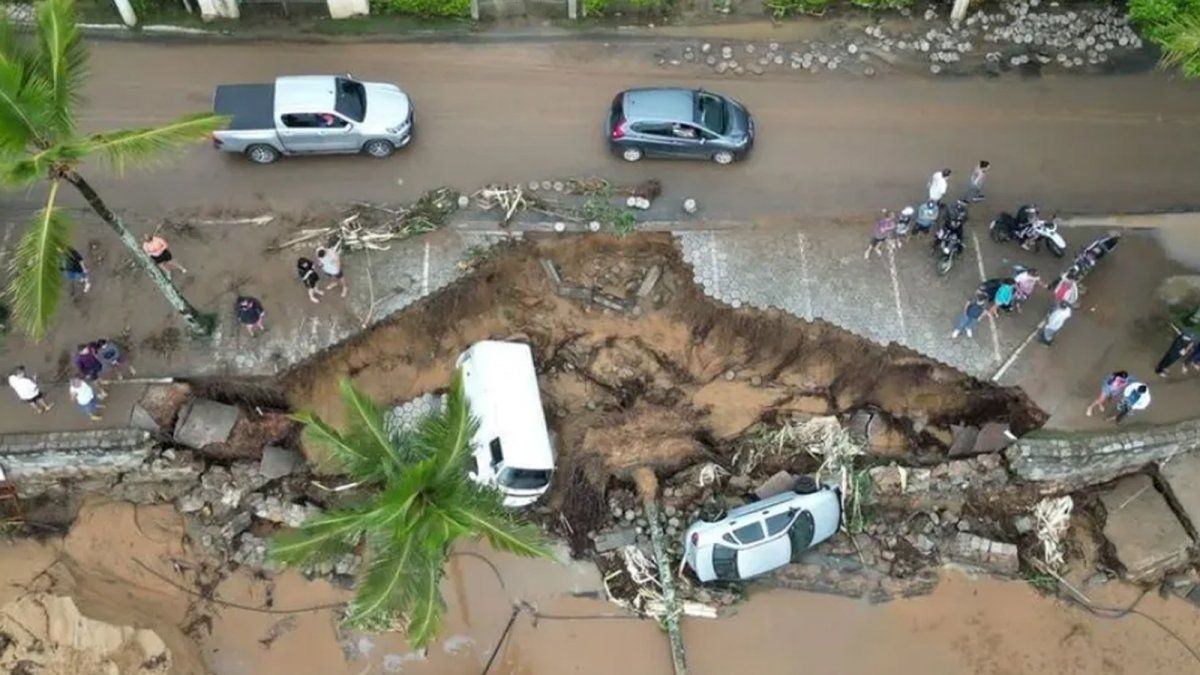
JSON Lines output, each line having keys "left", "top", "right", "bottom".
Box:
{"left": 212, "top": 75, "right": 413, "bottom": 164}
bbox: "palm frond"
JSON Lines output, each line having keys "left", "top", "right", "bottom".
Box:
{"left": 344, "top": 532, "right": 427, "bottom": 628}
{"left": 1, "top": 143, "right": 84, "bottom": 186}
{"left": 400, "top": 553, "right": 447, "bottom": 649}
{"left": 32, "top": 0, "right": 85, "bottom": 136}
{"left": 0, "top": 45, "right": 54, "bottom": 154}
{"left": 364, "top": 458, "right": 438, "bottom": 535}
{"left": 6, "top": 179, "right": 70, "bottom": 340}
{"left": 445, "top": 485, "right": 550, "bottom": 559}
{"left": 267, "top": 505, "right": 374, "bottom": 567}
{"left": 416, "top": 370, "right": 478, "bottom": 483}
{"left": 338, "top": 379, "right": 407, "bottom": 482}
{"left": 293, "top": 410, "right": 391, "bottom": 483}
{"left": 82, "top": 112, "right": 228, "bottom": 175}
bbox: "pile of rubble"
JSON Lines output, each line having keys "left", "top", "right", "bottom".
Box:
{"left": 662, "top": 1, "right": 1145, "bottom": 78}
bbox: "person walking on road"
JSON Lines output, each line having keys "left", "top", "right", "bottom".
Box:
{"left": 964, "top": 160, "right": 990, "bottom": 202}
{"left": 864, "top": 210, "right": 896, "bottom": 260}
{"left": 1154, "top": 329, "right": 1198, "bottom": 377}
{"left": 142, "top": 232, "right": 187, "bottom": 278}
{"left": 297, "top": 257, "right": 324, "bottom": 304}
{"left": 316, "top": 244, "right": 348, "bottom": 298}
{"left": 92, "top": 338, "right": 135, "bottom": 379}
{"left": 61, "top": 246, "right": 90, "bottom": 294}
{"left": 894, "top": 206, "right": 914, "bottom": 248}
{"left": 69, "top": 377, "right": 103, "bottom": 422}
{"left": 914, "top": 200, "right": 939, "bottom": 236}
{"left": 7, "top": 366, "right": 52, "bottom": 414}
{"left": 951, "top": 292, "right": 989, "bottom": 339}
{"left": 979, "top": 278, "right": 1016, "bottom": 317}
{"left": 1086, "top": 370, "right": 1129, "bottom": 417}
{"left": 1012, "top": 267, "right": 1045, "bottom": 312}
{"left": 928, "top": 168, "right": 951, "bottom": 203}
{"left": 235, "top": 296, "right": 267, "bottom": 337}
{"left": 1053, "top": 271, "right": 1080, "bottom": 307}
{"left": 1112, "top": 381, "right": 1151, "bottom": 424}
{"left": 1040, "top": 302, "right": 1073, "bottom": 344}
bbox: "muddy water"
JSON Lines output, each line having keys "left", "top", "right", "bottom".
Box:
{"left": 2, "top": 500, "right": 1198, "bottom": 675}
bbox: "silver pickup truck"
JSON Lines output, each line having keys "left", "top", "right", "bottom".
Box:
{"left": 212, "top": 75, "right": 414, "bottom": 164}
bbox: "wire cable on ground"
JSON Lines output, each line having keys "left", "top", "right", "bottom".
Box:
{"left": 134, "top": 558, "right": 344, "bottom": 615}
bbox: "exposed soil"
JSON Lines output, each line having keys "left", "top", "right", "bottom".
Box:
{"left": 284, "top": 233, "right": 1046, "bottom": 504}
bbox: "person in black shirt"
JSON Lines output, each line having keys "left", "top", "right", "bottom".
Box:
{"left": 61, "top": 246, "right": 90, "bottom": 293}
{"left": 296, "top": 257, "right": 323, "bottom": 304}
{"left": 234, "top": 296, "right": 266, "bottom": 337}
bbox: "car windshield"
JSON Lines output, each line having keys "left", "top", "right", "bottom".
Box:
{"left": 335, "top": 78, "right": 366, "bottom": 122}
{"left": 498, "top": 467, "right": 551, "bottom": 490}
{"left": 696, "top": 93, "right": 728, "bottom": 134}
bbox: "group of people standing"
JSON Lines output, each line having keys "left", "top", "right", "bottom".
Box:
{"left": 864, "top": 161, "right": 990, "bottom": 260}
{"left": 7, "top": 339, "right": 132, "bottom": 422}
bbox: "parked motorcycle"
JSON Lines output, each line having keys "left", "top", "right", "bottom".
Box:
{"left": 989, "top": 208, "right": 1067, "bottom": 257}
{"left": 934, "top": 228, "right": 963, "bottom": 276}
{"left": 1061, "top": 234, "right": 1121, "bottom": 282}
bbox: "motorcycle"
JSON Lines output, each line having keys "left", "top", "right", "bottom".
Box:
{"left": 989, "top": 209, "right": 1067, "bottom": 257}
{"left": 1059, "top": 234, "right": 1121, "bottom": 283}
{"left": 934, "top": 227, "right": 963, "bottom": 276}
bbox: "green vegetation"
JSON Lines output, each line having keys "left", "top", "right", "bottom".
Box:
{"left": 764, "top": 0, "right": 834, "bottom": 18}
{"left": 369, "top": 0, "right": 471, "bottom": 18}
{"left": 583, "top": 0, "right": 671, "bottom": 17}
{"left": 1129, "top": 0, "right": 1200, "bottom": 77}
{"left": 269, "top": 376, "right": 548, "bottom": 646}
{"left": 848, "top": 0, "right": 912, "bottom": 9}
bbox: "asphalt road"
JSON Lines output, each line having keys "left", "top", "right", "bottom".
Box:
{"left": 19, "top": 39, "right": 1200, "bottom": 220}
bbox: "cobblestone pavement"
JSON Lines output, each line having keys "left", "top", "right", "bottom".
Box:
{"left": 677, "top": 221, "right": 1200, "bottom": 430}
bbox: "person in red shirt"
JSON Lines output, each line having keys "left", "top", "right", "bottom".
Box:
{"left": 142, "top": 233, "right": 187, "bottom": 278}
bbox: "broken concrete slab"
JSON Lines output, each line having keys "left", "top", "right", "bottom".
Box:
{"left": 593, "top": 527, "right": 638, "bottom": 553}
{"left": 947, "top": 533, "right": 1019, "bottom": 575}
{"left": 947, "top": 425, "right": 980, "bottom": 457}
{"left": 129, "top": 404, "right": 161, "bottom": 434}
{"left": 637, "top": 265, "right": 662, "bottom": 298}
{"left": 1159, "top": 449, "right": 1200, "bottom": 533}
{"left": 259, "top": 446, "right": 304, "bottom": 480}
{"left": 173, "top": 399, "right": 240, "bottom": 450}
{"left": 539, "top": 258, "right": 562, "bottom": 287}
{"left": 1099, "top": 474, "right": 1192, "bottom": 581}
{"left": 754, "top": 471, "right": 798, "bottom": 500}
{"left": 972, "top": 422, "right": 1014, "bottom": 455}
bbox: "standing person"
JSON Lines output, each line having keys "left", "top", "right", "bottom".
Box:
{"left": 142, "top": 232, "right": 187, "bottom": 278}
{"left": 914, "top": 199, "right": 940, "bottom": 236}
{"left": 92, "top": 338, "right": 135, "bottom": 379}
{"left": 69, "top": 377, "right": 103, "bottom": 422}
{"left": 1012, "top": 267, "right": 1045, "bottom": 312}
{"left": 61, "top": 246, "right": 90, "bottom": 293}
{"left": 864, "top": 210, "right": 896, "bottom": 260}
{"left": 894, "top": 206, "right": 914, "bottom": 248}
{"left": 927, "top": 168, "right": 951, "bottom": 203}
{"left": 1112, "top": 381, "right": 1151, "bottom": 424}
{"left": 964, "top": 160, "right": 990, "bottom": 202}
{"left": 1183, "top": 337, "right": 1200, "bottom": 374}
{"left": 1053, "top": 271, "right": 1080, "bottom": 307}
{"left": 297, "top": 258, "right": 324, "bottom": 304}
{"left": 73, "top": 343, "right": 107, "bottom": 400}
{"left": 979, "top": 278, "right": 1016, "bottom": 316}
{"left": 1040, "top": 302, "right": 1073, "bottom": 344}
{"left": 951, "top": 292, "right": 989, "bottom": 339}
{"left": 316, "top": 244, "right": 348, "bottom": 298}
{"left": 1086, "top": 370, "right": 1130, "bottom": 417}
{"left": 1154, "top": 329, "right": 1199, "bottom": 377}
{"left": 7, "top": 366, "right": 52, "bottom": 414}
{"left": 235, "top": 296, "right": 267, "bottom": 337}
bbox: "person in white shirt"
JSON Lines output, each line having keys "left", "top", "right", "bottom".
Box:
{"left": 964, "top": 160, "right": 990, "bottom": 202}
{"left": 1113, "top": 382, "right": 1150, "bottom": 424}
{"left": 8, "top": 366, "right": 52, "bottom": 413}
{"left": 69, "top": 377, "right": 103, "bottom": 421}
{"left": 316, "top": 244, "right": 348, "bottom": 298}
{"left": 927, "top": 168, "right": 951, "bottom": 202}
{"left": 1041, "top": 303, "right": 1073, "bottom": 344}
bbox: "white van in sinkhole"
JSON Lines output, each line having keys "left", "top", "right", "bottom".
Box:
{"left": 456, "top": 341, "right": 556, "bottom": 507}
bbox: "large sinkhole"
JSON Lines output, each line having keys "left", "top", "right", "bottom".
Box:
{"left": 283, "top": 233, "right": 1047, "bottom": 547}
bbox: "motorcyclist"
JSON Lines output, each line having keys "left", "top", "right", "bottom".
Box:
{"left": 936, "top": 200, "right": 968, "bottom": 252}
{"left": 914, "top": 200, "right": 939, "bottom": 235}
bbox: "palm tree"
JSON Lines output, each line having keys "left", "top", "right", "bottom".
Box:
{"left": 270, "top": 374, "right": 550, "bottom": 647}
{"left": 0, "top": 0, "right": 226, "bottom": 339}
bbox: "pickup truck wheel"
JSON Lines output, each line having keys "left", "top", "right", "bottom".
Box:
{"left": 363, "top": 139, "right": 395, "bottom": 159}
{"left": 246, "top": 145, "right": 280, "bottom": 165}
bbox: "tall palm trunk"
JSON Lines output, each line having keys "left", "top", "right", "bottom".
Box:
{"left": 64, "top": 171, "right": 213, "bottom": 336}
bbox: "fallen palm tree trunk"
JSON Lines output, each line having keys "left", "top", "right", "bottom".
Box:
{"left": 635, "top": 467, "right": 688, "bottom": 675}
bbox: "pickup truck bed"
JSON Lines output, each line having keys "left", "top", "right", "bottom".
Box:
{"left": 214, "top": 84, "right": 274, "bottom": 131}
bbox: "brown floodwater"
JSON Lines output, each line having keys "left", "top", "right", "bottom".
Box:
{"left": 2, "top": 499, "right": 1199, "bottom": 675}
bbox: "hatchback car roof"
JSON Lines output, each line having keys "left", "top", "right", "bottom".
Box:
{"left": 624, "top": 88, "right": 697, "bottom": 124}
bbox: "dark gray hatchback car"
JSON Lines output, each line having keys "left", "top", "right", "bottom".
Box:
{"left": 607, "top": 88, "right": 754, "bottom": 165}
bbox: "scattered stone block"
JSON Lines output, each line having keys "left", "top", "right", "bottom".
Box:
{"left": 260, "top": 446, "right": 304, "bottom": 480}
{"left": 594, "top": 527, "right": 638, "bottom": 553}
{"left": 972, "top": 422, "right": 1014, "bottom": 454}
{"left": 539, "top": 258, "right": 562, "bottom": 287}
{"left": 947, "top": 425, "right": 980, "bottom": 457}
{"left": 129, "top": 404, "right": 161, "bottom": 433}
{"left": 948, "top": 532, "right": 1019, "bottom": 575}
{"left": 637, "top": 265, "right": 662, "bottom": 298}
{"left": 1159, "top": 449, "right": 1200, "bottom": 533}
{"left": 174, "top": 399, "right": 239, "bottom": 450}
{"left": 755, "top": 471, "right": 798, "bottom": 500}
{"left": 1099, "top": 474, "right": 1192, "bottom": 581}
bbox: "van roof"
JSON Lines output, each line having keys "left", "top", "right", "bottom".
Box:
{"left": 460, "top": 341, "right": 554, "bottom": 470}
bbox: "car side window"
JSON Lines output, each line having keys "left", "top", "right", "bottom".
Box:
{"left": 489, "top": 438, "right": 503, "bottom": 467}
{"left": 281, "top": 113, "right": 318, "bottom": 128}
{"left": 732, "top": 522, "right": 765, "bottom": 544}
{"left": 671, "top": 123, "right": 702, "bottom": 140}
{"left": 633, "top": 122, "right": 673, "bottom": 137}
{"left": 764, "top": 511, "right": 795, "bottom": 537}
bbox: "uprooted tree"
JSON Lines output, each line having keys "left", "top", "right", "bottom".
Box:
{"left": 0, "top": 0, "right": 226, "bottom": 339}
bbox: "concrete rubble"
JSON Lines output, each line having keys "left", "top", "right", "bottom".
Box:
{"left": 173, "top": 398, "right": 240, "bottom": 449}
{"left": 947, "top": 533, "right": 1020, "bottom": 575}
{"left": 1099, "top": 474, "right": 1192, "bottom": 582}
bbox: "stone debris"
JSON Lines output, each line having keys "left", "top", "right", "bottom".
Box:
{"left": 259, "top": 446, "right": 304, "bottom": 480}
{"left": 1157, "top": 449, "right": 1200, "bottom": 533}
{"left": 1099, "top": 474, "right": 1192, "bottom": 581}
{"left": 754, "top": 470, "right": 798, "bottom": 500}
{"left": 173, "top": 398, "right": 240, "bottom": 449}
{"left": 594, "top": 527, "right": 639, "bottom": 553}
{"left": 947, "top": 533, "right": 1019, "bottom": 574}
